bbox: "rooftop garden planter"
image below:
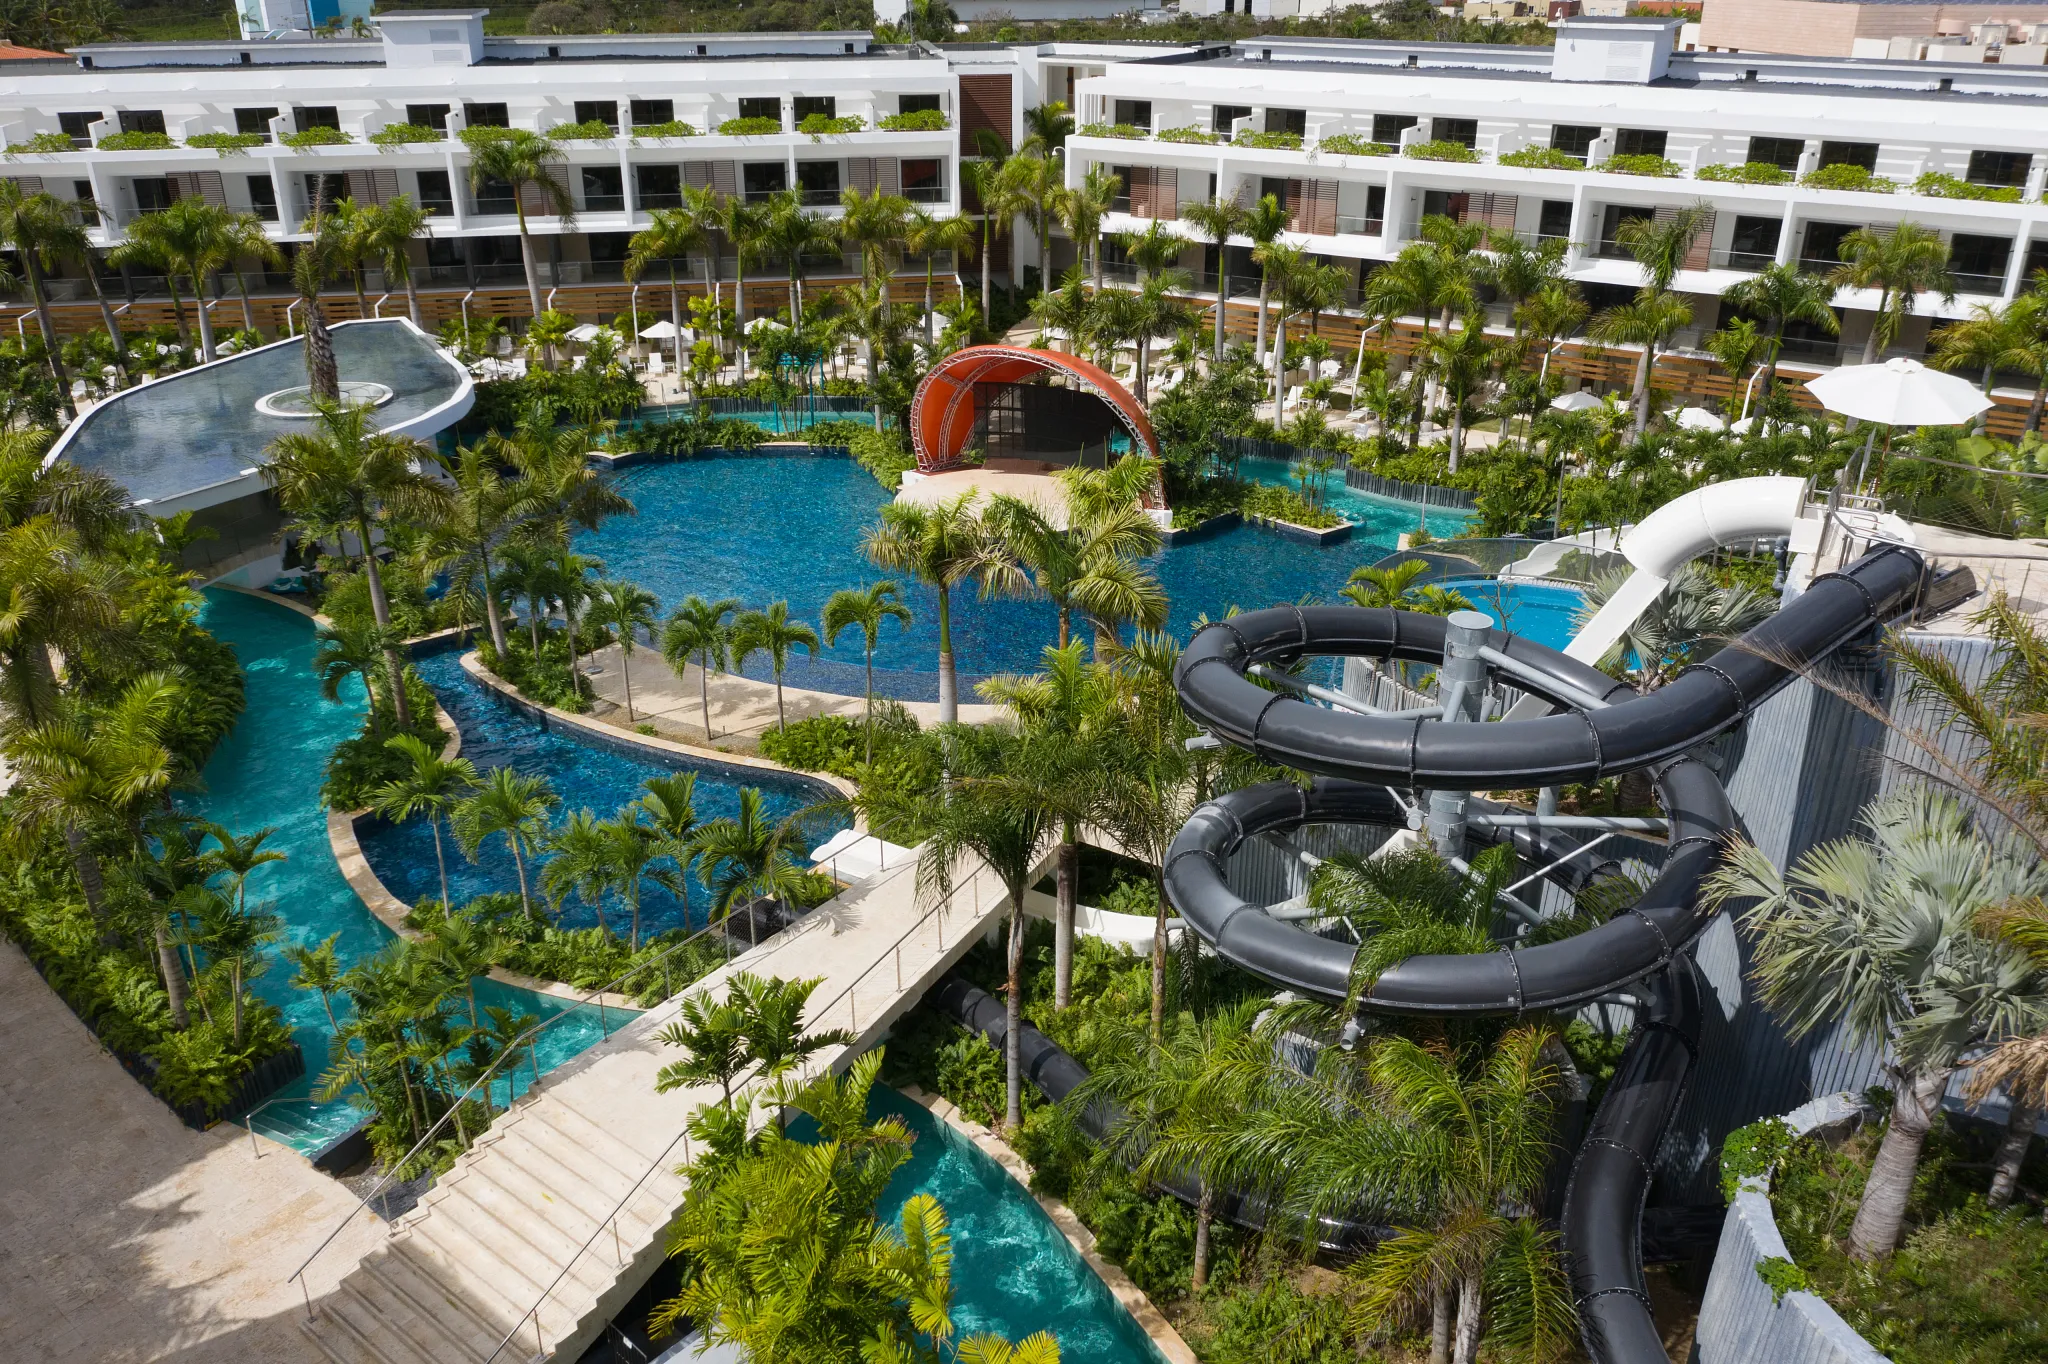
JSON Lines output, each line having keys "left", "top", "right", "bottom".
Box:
{"left": 370, "top": 122, "right": 446, "bottom": 148}
{"left": 1077, "top": 121, "right": 1149, "bottom": 141}
{"left": 1235, "top": 128, "right": 1304, "bottom": 150}
{"left": 281, "top": 126, "right": 352, "bottom": 149}
{"left": 6, "top": 131, "right": 76, "bottom": 155}
{"left": 1157, "top": 125, "right": 1222, "bottom": 145}
{"left": 1498, "top": 145, "right": 1582, "bottom": 170}
{"left": 1599, "top": 153, "right": 1681, "bottom": 177}
{"left": 548, "top": 119, "right": 618, "bottom": 142}
{"left": 97, "top": 130, "right": 176, "bottom": 151}
{"left": 1913, "top": 171, "right": 2023, "bottom": 203}
{"left": 458, "top": 125, "right": 516, "bottom": 148}
{"left": 1406, "top": 139, "right": 1480, "bottom": 163}
{"left": 1801, "top": 162, "right": 1895, "bottom": 193}
{"left": 877, "top": 108, "right": 947, "bottom": 132}
{"left": 186, "top": 131, "right": 268, "bottom": 156}
{"left": 1697, "top": 160, "right": 1794, "bottom": 185}
{"left": 1318, "top": 133, "right": 1396, "bottom": 157}
{"left": 632, "top": 120, "right": 699, "bottom": 139}
{"left": 718, "top": 116, "right": 784, "bottom": 137}
{"left": 798, "top": 113, "right": 865, "bottom": 138}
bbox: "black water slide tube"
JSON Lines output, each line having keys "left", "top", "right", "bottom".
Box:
{"left": 1156, "top": 545, "right": 1926, "bottom": 1364}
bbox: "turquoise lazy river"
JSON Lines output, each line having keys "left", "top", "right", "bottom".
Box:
{"left": 188, "top": 590, "right": 610, "bottom": 1154}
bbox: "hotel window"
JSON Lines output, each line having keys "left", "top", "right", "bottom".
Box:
{"left": 1113, "top": 99, "right": 1153, "bottom": 131}
{"left": 1728, "top": 216, "right": 1780, "bottom": 269}
{"left": 742, "top": 161, "right": 788, "bottom": 200}
{"left": 636, "top": 165, "right": 682, "bottom": 210}
{"left": 1538, "top": 199, "right": 1573, "bottom": 241}
{"left": 795, "top": 160, "right": 841, "bottom": 205}
{"left": 1612, "top": 128, "right": 1666, "bottom": 159}
{"left": 246, "top": 175, "right": 278, "bottom": 222}
{"left": 305, "top": 172, "right": 348, "bottom": 212}
{"left": 1551, "top": 125, "right": 1600, "bottom": 162}
{"left": 573, "top": 101, "right": 619, "bottom": 131}
{"left": 58, "top": 111, "right": 96, "bottom": 146}
{"left": 793, "top": 96, "right": 837, "bottom": 123}
{"left": 1266, "top": 107, "right": 1306, "bottom": 137}
{"left": 581, "top": 165, "right": 624, "bottom": 211}
{"left": 1372, "top": 114, "right": 1417, "bottom": 144}
{"left": 463, "top": 102, "right": 509, "bottom": 128}
{"left": 407, "top": 104, "right": 452, "bottom": 131}
{"left": 235, "top": 107, "right": 278, "bottom": 138}
{"left": 1968, "top": 150, "right": 2031, "bottom": 188}
{"left": 416, "top": 170, "right": 454, "bottom": 216}
{"left": 118, "top": 109, "right": 166, "bottom": 136}
{"left": 1747, "top": 136, "right": 1804, "bottom": 171}
{"left": 1817, "top": 141, "right": 1878, "bottom": 172}
{"left": 1212, "top": 104, "right": 1250, "bottom": 134}
{"left": 629, "top": 99, "right": 674, "bottom": 128}
{"left": 1431, "top": 117, "right": 1477, "bottom": 149}
{"left": 132, "top": 177, "right": 174, "bottom": 214}
{"left": 899, "top": 94, "right": 941, "bottom": 115}
{"left": 295, "top": 106, "right": 340, "bottom": 133}
{"left": 903, "top": 158, "right": 942, "bottom": 203}
{"left": 737, "top": 97, "right": 781, "bottom": 124}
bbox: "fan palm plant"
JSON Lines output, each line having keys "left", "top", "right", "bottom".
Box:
{"left": 732, "top": 600, "right": 819, "bottom": 729}
{"left": 587, "top": 578, "right": 660, "bottom": 722}
{"left": 661, "top": 594, "right": 741, "bottom": 738}
{"left": 465, "top": 128, "right": 575, "bottom": 318}
{"left": 1831, "top": 222, "right": 1955, "bottom": 364}
{"left": 821, "top": 581, "right": 912, "bottom": 760}
{"left": 369, "top": 732, "right": 479, "bottom": 908}
{"left": 453, "top": 767, "right": 559, "bottom": 922}
{"left": 264, "top": 403, "right": 452, "bottom": 727}
{"left": 1703, "top": 789, "right": 2048, "bottom": 1259}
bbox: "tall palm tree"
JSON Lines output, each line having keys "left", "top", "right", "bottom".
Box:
{"left": 369, "top": 732, "right": 479, "bottom": 908}
{"left": 821, "top": 582, "right": 912, "bottom": 760}
{"left": 453, "top": 767, "right": 560, "bottom": 923}
{"left": 661, "top": 594, "right": 741, "bottom": 738}
{"left": 1930, "top": 300, "right": 2019, "bottom": 431}
{"left": 963, "top": 155, "right": 1027, "bottom": 321}
{"left": 219, "top": 208, "right": 284, "bottom": 335}
{"left": 288, "top": 200, "right": 349, "bottom": 400}
{"left": 1428, "top": 318, "right": 1496, "bottom": 471}
{"left": 628, "top": 203, "right": 713, "bottom": 372}
{"left": 861, "top": 495, "right": 1004, "bottom": 726}
{"left": 1006, "top": 152, "right": 1062, "bottom": 291}
{"left": 284, "top": 933, "right": 346, "bottom": 1034}
{"left": 466, "top": 128, "right": 575, "bottom": 319}
{"left": 903, "top": 208, "right": 978, "bottom": 350}
{"left": 759, "top": 189, "right": 840, "bottom": 327}
{"left": 0, "top": 184, "right": 82, "bottom": 417}
{"left": 1588, "top": 288, "right": 1694, "bottom": 438}
{"left": 1720, "top": 262, "right": 1841, "bottom": 403}
{"left": 360, "top": 195, "right": 432, "bottom": 327}
{"left": 1181, "top": 195, "right": 1248, "bottom": 360}
{"left": 1703, "top": 789, "right": 2048, "bottom": 1261}
{"left": 838, "top": 186, "right": 911, "bottom": 311}
{"left": 687, "top": 787, "right": 820, "bottom": 938}
{"left": 1831, "top": 222, "right": 1955, "bottom": 364}
{"left": 724, "top": 196, "right": 770, "bottom": 376}
{"left": 733, "top": 601, "right": 819, "bottom": 730}
{"left": 980, "top": 457, "right": 1164, "bottom": 652}
{"left": 1058, "top": 163, "right": 1122, "bottom": 295}
{"left": 1019, "top": 101, "right": 1073, "bottom": 156}
{"left": 587, "top": 578, "right": 660, "bottom": 723}
{"left": 600, "top": 812, "right": 676, "bottom": 949}
{"left": 1242, "top": 192, "right": 1291, "bottom": 360}
{"left": 543, "top": 807, "right": 619, "bottom": 935}
{"left": 425, "top": 440, "right": 530, "bottom": 657}
{"left": 265, "top": 403, "right": 452, "bottom": 727}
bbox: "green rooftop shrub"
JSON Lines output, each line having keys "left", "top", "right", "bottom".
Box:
{"left": 186, "top": 131, "right": 267, "bottom": 155}
{"left": 1235, "top": 127, "right": 1304, "bottom": 150}
{"left": 1406, "top": 138, "right": 1480, "bottom": 163}
{"left": 369, "top": 122, "right": 445, "bottom": 146}
{"left": 547, "top": 119, "right": 617, "bottom": 141}
{"left": 633, "top": 120, "right": 699, "bottom": 138}
{"left": 1077, "top": 121, "right": 1149, "bottom": 140}
{"left": 1156, "top": 125, "right": 1222, "bottom": 144}
{"left": 797, "top": 113, "right": 865, "bottom": 137}
{"left": 458, "top": 125, "right": 516, "bottom": 148}
{"left": 718, "top": 116, "right": 784, "bottom": 137}
{"left": 1599, "top": 152, "right": 1681, "bottom": 177}
{"left": 97, "top": 130, "right": 176, "bottom": 151}
{"left": 1318, "top": 133, "right": 1396, "bottom": 157}
{"left": 877, "top": 108, "right": 948, "bottom": 132}
{"left": 1913, "top": 171, "right": 2023, "bottom": 202}
{"left": 1697, "top": 160, "right": 1793, "bottom": 184}
{"left": 7, "top": 131, "right": 75, "bottom": 154}
{"left": 281, "top": 125, "right": 351, "bottom": 149}
{"left": 1499, "top": 145, "right": 1583, "bottom": 170}
{"left": 1802, "top": 161, "right": 1894, "bottom": 193}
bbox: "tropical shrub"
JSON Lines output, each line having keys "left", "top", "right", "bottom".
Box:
{"left": 1319, "top": 133, "right": 1397, "bottom": 157}
{"left": 1193, "top": 1277, "right": 1353, "bottom": 1364}
{"left": 98, "top": 130, "right": 176, "bottom": 151}
{"left": 633, "top": 120, "right": 699, "bottom": 138}
{"left": 717, "top": 116, "right": 784, "bottom": 137}
{"left": 548, "top": 119, "right": 617, "bottom": 141}
{"left": 281, "top": 126, "right": 352, "bottom": 148}
{"left": 8, "top": 131, "right": 75, "bottom": 154}
{"left": 1499, "top": 145, "right": 1582, "bottom": 170}
{"left": 800, "top": 418, "right": 872, "bottom": 450}
{"left": 1406, "top": 138, "right": 1480, "bottom": 163}
{"left": 1913, "top": 171, "right": 2023, "bottom": 203}
{"left": 1077, "top": 121, "right": 1149, "bottom": 140}
{"left": 759, "top": 705, "right": 942, "bottom": 841}
{"left": 186, "top": 132, "right": 267, "bottom": 155}
{"left": 1600, "top": 153, "right": 1681, "bottom": 177}
{"left": 1241, "top": 481, "right": 1345, "bottom": 530}
{"left": 634, "top": 414, "right": 771, "bottom": 456}
{"left": 877, "top": 109, "right": 947, "bottom": 132}
{"left": 458, "top": 125, "right": 516, "bottom": 148}
{"left": 848, "top": 424, "right": 917, "bottom": 488}
{"left": 1697, "top": 160, "right": 1794, "bottom": 184}
{"left": 322, "top": 670, "right": 449, "bottom": 808}
{"left": 1803, "top": 162, "right": 1894, "bottom": 193}
{"left": 797, "top": 113, "right": 864, "bottom": 137}
{"left": 1157, "top": 125, "right": 1222, "bottom": 144}
{"left": 370, "top": 123, "right": 445, "bottom": 146}
{"left": 1235, "top": 128, "right": 1304, "bottom": 150}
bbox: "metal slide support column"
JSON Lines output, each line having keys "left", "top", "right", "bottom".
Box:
{"left": 1426, "top": 609, "right": 1493, "bottom": 858}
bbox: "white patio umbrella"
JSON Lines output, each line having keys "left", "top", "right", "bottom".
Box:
{"left": 1804, "top": 356, "right": 1991, "bottom": 428}
{"left": 743, "top": 315, "right": 781, "bottom": 335}
{"left": 1549, "top": 390, "right": 1607, "bottom": 413}
{"left": 567, "top": 322, "right": 606, "bottom": 344}
{"left": 1675, "top": 405, "right": 1727, "bottom": 432}
{"left": 637, "top": 319, "right": 681, "bottom": 340}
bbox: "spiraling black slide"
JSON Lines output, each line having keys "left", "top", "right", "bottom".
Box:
{"left": 1156, "top": 545, "right": 1925, "bottom": 1364}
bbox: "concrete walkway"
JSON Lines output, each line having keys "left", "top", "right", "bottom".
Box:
{"left": 303, "top": 848, "right": 1014, "bottom": 1363}
{"left": 0, "top": 941, "right": 381, "bottom": 1364}
{"left": 576, "top": 642, "right": 1002, "bottom": 744}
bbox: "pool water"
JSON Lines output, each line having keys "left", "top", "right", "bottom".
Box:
{"left": 789, "top": 1087, "right": 1165, "bottom": 1364}
{"left": 1237, "top": 455, "right": 1473, "bottom": 547}
{"left": 355, "top": 646, "right": 845, "bottom": 938}
{"left": 623, "top": 405, "right": 877, "bottom": 435}
{"left": 190, "top": 591, "right": 613, "bottom": 1153}
{"left": 1436, "top": 578, "right": 1587, "bottom": 652}
{"left": 577, "top": 453, "right": 1472, "bottom": 703}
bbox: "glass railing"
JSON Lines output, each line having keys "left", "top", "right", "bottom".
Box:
{"left": 904, "top": 185, "right": 946, "bottom": 204}
{"left": 1708, "top": 249, "right": 1776, "bottom": 272}
{"left": 1335, "top": 214, "right": 1383, "bottom": 236}
{"left": 1953, "top": 270, "right": 2009, "bottom": 295}
{"left": 583, "top": 194, "right": 626, "bottom": 213}
{"left": 799, "top": 188, "right": 840, "bottom": 207}
{"left": 636, "top": 192, "right": 684, "bottom": 211}
{"left": 471, "top": 197, "right": 516, "bottom": 217}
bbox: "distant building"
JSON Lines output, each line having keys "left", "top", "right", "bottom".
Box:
{"left": 1464, "top": 1, "right": 1548, "bottom": 23}
{"left": 1698, "top": 0, "right": 2048, "bottom": 58}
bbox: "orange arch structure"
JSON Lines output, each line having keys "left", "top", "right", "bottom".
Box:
{"left": 908, "top": 345, "right": 1163, "bottom": 494}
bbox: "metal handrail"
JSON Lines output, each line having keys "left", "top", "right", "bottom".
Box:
{"left": 286, "top": 895, "right": 779, "bottom": 1297}
{"left": 241, "top": 1094, "right": 323, "bottom": 1158}
{"left": 479, "top": 853, "right": 999, "bottom": 1363}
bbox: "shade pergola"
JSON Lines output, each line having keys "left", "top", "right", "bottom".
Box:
{"left": 908, "top": 345, "right": 1163, "bottom": 488}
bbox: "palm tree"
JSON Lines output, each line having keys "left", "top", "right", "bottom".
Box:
{"left": 600, "top": 813, "right": 675, "bottom": 949}
{"left": 1831, "top": 222, "right": 1955, "bottom": 364}
{"left": 963, "top": 155, "right": 1027, "bottom": 320}
{"left": 587, "top": 578, "right": 660, "bottom": 723}
{"left": 1242, "top": 192, "right": 1291, "bottom": 360}
{"left": 661, "top": 594, "right": 741, "bottom": 738}
{"left": 1029, "top": 267, "right": 1092, "bottom": 355}
{"left": 1575, "top": 561, "right": 1774, "bottom": 694}
{"left": 1704, "top": 317, "right": 1767, "bottom": 418}
{"left": 1020, "top": 101, "right": 1074, "bottom": 156}
{"left": 838, "top": 186, "right": 911, "bottom": 310}
{"left": 1588, "top": 288, "right": 1694, "bottom": 438}
{"left": 352, "top": 195, "right": 432, "bottom": 326}
{"left": 687, "top": 787, "right": 820, "bottom": 939}
{"left": 0, "top": 183, "right": 83, "bottom": 417}
{"left": 732, "top": 601, "right": 819, "bottom": 730}
{"left": 1429, "top": 318, "right": 1496, "bottom": 471}
{"left": 1006, "top": 152, "right": 1063, "bottom": 291}
{"left": 759, "top": 189, "right": 839, "bottom": 327}
{"left": 883, "top": 722, "right": 1056, "bottom": 1127}
{"left": 425, "top": 441, "right": 530, "bottom": 658}
{"left": 1181, "top": 195, "right": 1248, "bottom": 360}
{"left": 107, "top": 195, "right": 207, "bottom": 355}
{"left": 1720, "top": 262, "right": 1840, "bottom": 403}
{"left": 903, "top": 208, "right": 978, "bottom": 350}
{"left": 453, "top": 767, "right": 559, "bottom": 923}
{"left": 285, "top": 933, "right": 346, "bottom": 1035}
{"left": 1702, "top": 789, "right": 2048, "bottom": 1261}
{"left": 466, "top": 128, "right": 575, "bottom": 319}
{"left": 221, "top": 209, "right": 284, "bottom": 334}
{"left": 266, "top": 404, "right": 451, "bottom": 727}
{"left": 288, "top": 200, "right": 348, "bottom": 400}
{"left": 369, "top": 732, "right": 479, "bottom": 908}
{"left": 861, "top": 495, "right": 1005, "bottom": 726}
{"left": 311, "top": 616, "right": 396, "bottom": 711}
{"left": 628, "top": 203, "right": 713, "bottom": 373}
{"left": 543, "top": 807, "right": 619, "bottom": 935}
{"left": 1059, "top": 163, "right": 1123, "bottom": 295}
{"left": 1931, "top": 299, "right": 2033, "bottom": 430}
{"left": 494, "top": 537, "right": 565, "bottom": 660}
{"left": 724, "top": 196, "right": 770, "bottom": 376}
{"left": 1344, "top": 559, "right": 1475, "bottom": 615}
{"left": 821, "top": 582, "right": 912, "bottom": 760}
{"left": 981, "top": 457, "right": 1164, "bottom": 653}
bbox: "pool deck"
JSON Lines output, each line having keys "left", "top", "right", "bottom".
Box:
{"left": 0, "top": 940, "right": 379, "bottom": 1364}
{"left": 575, "top": 640, "right": 1004, "bottom": 742}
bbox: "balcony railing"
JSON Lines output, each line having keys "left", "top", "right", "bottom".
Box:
{"left": 799, "top": 188, "right": 841, "bottom": 207}
{"left": 1709, "top": 248, "right": 1776, "bottom": 272}
{"left": 1593, "top": 238, "right": 1637, "bottom": 262}
{"left": 583, "top": 193, "right": 626, "bottom": 213}
{"left": 1335, "top": 214, "right": 1383, "bottom": 236}
{"left": 905, "top": 185, "right": 945, "bottom": 204}
{"left": 637, "top": 191, "right": 684, "bottom": 211}
{"left": 1953, "top": 270, "right": 2009, "bottom": 295}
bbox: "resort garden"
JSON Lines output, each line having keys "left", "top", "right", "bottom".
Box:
{"left": 4, "top": 115, "right": 2048, "bottom": 1364}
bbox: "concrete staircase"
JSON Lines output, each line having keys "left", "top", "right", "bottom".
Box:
{"left": 301, "top": 853, "right": 1009, "bottom": 1364}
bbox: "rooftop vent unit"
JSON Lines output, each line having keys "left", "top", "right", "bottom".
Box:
{"left": 1551, "top": 16, "right": 1682, "bottom": 85}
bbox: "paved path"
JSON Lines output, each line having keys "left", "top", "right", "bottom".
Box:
{"left": 303, "top": 848, "right": 1014, "bottom": 1364}
{"left": 577, "top": 642, "right": 1002, "bottom": 743}
{"left": 0, "top": 941, "right": 382, "bottom": 1364}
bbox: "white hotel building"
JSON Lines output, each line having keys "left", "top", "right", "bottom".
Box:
{"left": 2, "top": 13, "right": 2048, "bottom": 413}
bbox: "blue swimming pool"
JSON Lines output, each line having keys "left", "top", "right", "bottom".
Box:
{"left": 354, "top": 646, "right": 845, "bottom": 937}
{"left": 577, "top": 453, "right": 1474, "bottom": 702}
{"left": 789, "top": 1087, "right": 1165, "bottom": 1364}
{"left": 189, "top": 591, "right": 612, "bottom": 1153}
{"left": 1436, "top": 578, "right": 1587, "bottom": 652}
{"left": 1236, "top": 455, "right": 1473, "bottom": 548}
{"left": 623, "top": 405, "right": 877, "bottom": 435}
